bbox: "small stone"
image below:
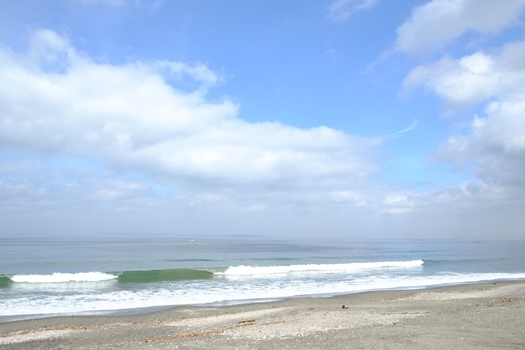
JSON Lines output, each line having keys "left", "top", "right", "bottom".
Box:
{"left": 342, "top": 304, "right": 349, "bottom": 309}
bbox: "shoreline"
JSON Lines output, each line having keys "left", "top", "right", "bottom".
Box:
{"left": 3, "top": 278, "right": 523, "bottom": 324}
{"left": 1, "top": 280, "right": 524, "bottom": 349}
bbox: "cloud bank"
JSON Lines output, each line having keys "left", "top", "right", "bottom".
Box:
{"left": 396, "top": 0, "right": 525, "bottom": 54}
{"left": 0, "top": 29, "right": 382, "bottom": 212}
{"left": 404, "top": 41, "right": 525, "bottom": 190}
{"left": 390, "top": 0, "right": 525, "bottom": 232}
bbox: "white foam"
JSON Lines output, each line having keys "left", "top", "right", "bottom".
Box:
{"left": 10, "top": 272, "right": 117, "bottom": 284}
{"left": 1, "top": 272, "right": 525, "bottom": 318}
{"left": 219, "top": 260, "right": 424, "bottom": 277}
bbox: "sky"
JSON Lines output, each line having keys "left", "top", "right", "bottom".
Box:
{"left": 1, "top": 0, "right": 524, "bottom": 239}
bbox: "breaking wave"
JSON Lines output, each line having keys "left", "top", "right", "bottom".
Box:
{"left": 1, "top": 260, "right": 425, "bottom": 287}
{"left": 220, "top": 260, "right": 424, "bottom": 277}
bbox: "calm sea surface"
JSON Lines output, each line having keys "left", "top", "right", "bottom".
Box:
{"left": 1, "top": 236, "right": 524, "bottom": 322}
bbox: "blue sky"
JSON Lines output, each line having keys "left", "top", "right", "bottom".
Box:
{"left": 1, "top": 0, "right": 524, "bottom": 239}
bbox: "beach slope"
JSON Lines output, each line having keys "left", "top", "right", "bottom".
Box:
{"left": 1, "top": 281, "right": 524, "bottom": 349}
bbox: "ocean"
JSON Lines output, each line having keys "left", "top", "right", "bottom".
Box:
{"left": 1, "top": 236, "right": 525, "bottom": 322}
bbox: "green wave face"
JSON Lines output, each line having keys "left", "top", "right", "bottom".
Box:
{"left": 117, "top": 268, "right": 215, "bottom": 283}
{"left": 0, "top": 275, "right": 12, "bottom": 288}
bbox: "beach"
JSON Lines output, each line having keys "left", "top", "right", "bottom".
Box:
{"left": 1, "top": 281, "right": 524, "bottom": 349}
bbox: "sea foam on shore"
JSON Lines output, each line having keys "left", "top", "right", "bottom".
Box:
{"left": 1, "top": 281, "right": 524, "bottom": 350}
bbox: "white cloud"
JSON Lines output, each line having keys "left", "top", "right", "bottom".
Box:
{"left": 403, "top": 41, "right": 525, "bottom": 110}
{"left": 0, "top": 153, "right": 170, "bottom": 218}
{"left": 436, "top": 91, "right": 525, "bottom": 187}
{"left": 0, "top": 29, "right": 382, "bottom": 208}
{"left": 403, "top": 34, "right": 525, "bottom": 194}
{"left": 327, "top": 0, "right": 378, "bottom": 22}
{"left": 395, "top": 3, "right": 525, "bottom": 238}
{"left": 402, "top": 39, "right": 525, "bottom": 190}
{"left": 382, "top": 193, "right": 415, "bottom": 214}
{"left": 88, "top": 179, "right": 145, "bottom": 202}
{"left": 380, "top": 180, "right": 511, "bottom": 215}
{"left": 329, "top": 190, "right": 368, "bottom": 207}
{"left": 395, "top": 0, "right": 525, "bottom": 55}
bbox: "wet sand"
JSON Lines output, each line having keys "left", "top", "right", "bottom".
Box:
{"left": 1, "top": 281, "right": 524, "bottom": 349}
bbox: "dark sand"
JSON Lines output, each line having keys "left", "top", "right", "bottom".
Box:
{"left": 1, "top": 281, "right": 524, "bottom": 349}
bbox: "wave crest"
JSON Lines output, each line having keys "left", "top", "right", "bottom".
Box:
{"left": 220, "top": 260, "right": 424, "bottom": 277}
{"left": 10, "top": 272, "right": 117, "bottom": 284}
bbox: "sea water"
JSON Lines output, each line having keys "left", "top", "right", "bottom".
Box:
{"left": 1, "top": 236, "right": 524, "bottom": 322}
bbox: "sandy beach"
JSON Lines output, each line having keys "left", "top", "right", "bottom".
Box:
{"left": 1, "top": 281, "right": 524, "bottom": 349}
